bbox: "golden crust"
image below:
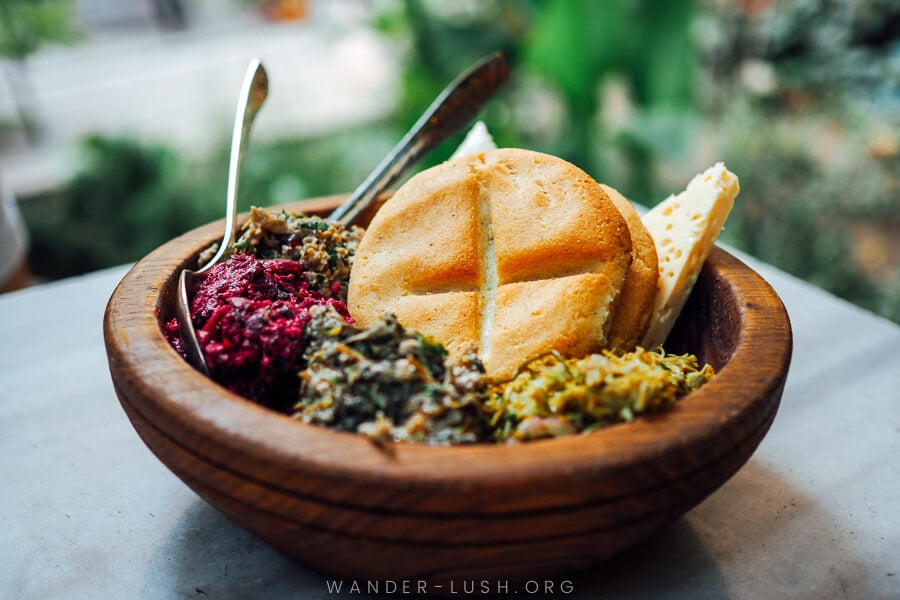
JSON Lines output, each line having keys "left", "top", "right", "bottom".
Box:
{"left": 600, "top": 184, "right": 660, "bottom": 350}
{"left": 490, "top": 271, "right": 622, "bottom": 378}
{"left": 348, "top": 148, "right": 633, "bottom": 378}
{"left": 396, "top": 291, "right": 481, "bottom": 358}
{"left": 347, "top": 158, "right": 481, "bottom": 317}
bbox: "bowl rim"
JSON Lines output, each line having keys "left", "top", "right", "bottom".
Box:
{"left": 104, "top": 195, "right": 792, "bottom": 514}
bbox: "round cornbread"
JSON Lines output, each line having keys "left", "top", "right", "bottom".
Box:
{"left": 348, "top": 148, "right": 633, "bottom": 378}
{"left": 600, "top": 184, "right": 660, "bottom": 350}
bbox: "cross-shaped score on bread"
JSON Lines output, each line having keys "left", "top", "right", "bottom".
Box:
{"left": 348, "top": 148, "right": 637, "bottom": 379}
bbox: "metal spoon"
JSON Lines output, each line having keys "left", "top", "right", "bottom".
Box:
{"left": 177, "top": 52, "right": 509, "bottom": 374}
{"left": 176, "top": 58, "right": 269, "bottom": 374}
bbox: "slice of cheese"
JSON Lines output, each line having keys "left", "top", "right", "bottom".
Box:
{"left": 641, "top": 163, "right": 740, "bottom": 349}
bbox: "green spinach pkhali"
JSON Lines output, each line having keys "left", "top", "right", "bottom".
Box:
{"left": 293, "top": 307, "right": 492, "bottom": 445}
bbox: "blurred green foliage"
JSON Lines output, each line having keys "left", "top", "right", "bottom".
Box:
{"left": 0, "top": 0, "right": 79, "bottom": 60}
{"left": 717, "top": 100, "right": 900, "bottom": 321}
{"left": 376, "top": 0, "right": 699, "bottom": 204}
{"left": 372, "top": 0, "right": 527, "bottom": 164}
{"left": 18, "top": 0, "right": 900, "bottom": 322}
{"left": 22, "top": 127, "right": 395, "bottom": 279}
{"left": 521, "top": 0, "right": 698, "bottom": 204}
{"left": 703, "top": 0, "right": 900, "bottom": 115}
{"left": 701, "top": 0, "right": 900, "bottom": 322}
{"left": 0, "top": 0, "right": 80, "bottom": 139}
{"left": 23, "top": 136, "right": 211, "bottom": 278}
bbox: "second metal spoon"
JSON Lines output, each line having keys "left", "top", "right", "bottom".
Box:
{"left": 328, "top": 52, "right": 509, "bottom": 225}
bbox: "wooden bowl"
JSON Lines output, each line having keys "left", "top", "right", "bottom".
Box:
{"left": 104, "top": 195, "right": 792, "bottom": 587}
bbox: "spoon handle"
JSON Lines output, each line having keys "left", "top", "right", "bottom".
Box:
{"left": 178, "top": 59, "right": 269, "bottom": 375}
{"left": 198, "top": 59, "right": 269, "bottom": 274}
{"left": 329, "top": 52, "right": 510, "bottom": 226}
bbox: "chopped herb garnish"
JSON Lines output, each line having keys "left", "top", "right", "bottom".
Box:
{"left": 228, "top": 206, "right": 364, "bottom": 301}
{"left": 485, "top": 348, "right": 715, "bottom": 442}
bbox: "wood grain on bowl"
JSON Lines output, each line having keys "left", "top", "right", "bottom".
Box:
{"left": 104, "top": 195, "right": 792, "bottom": 587}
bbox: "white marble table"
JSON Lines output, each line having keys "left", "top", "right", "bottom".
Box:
{"left": 2, "top": 254, "right": 898, "bottom": 599}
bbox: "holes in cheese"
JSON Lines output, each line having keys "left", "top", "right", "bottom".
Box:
{"left": 641, "top": 162, "right": 740, "bottom": 349}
